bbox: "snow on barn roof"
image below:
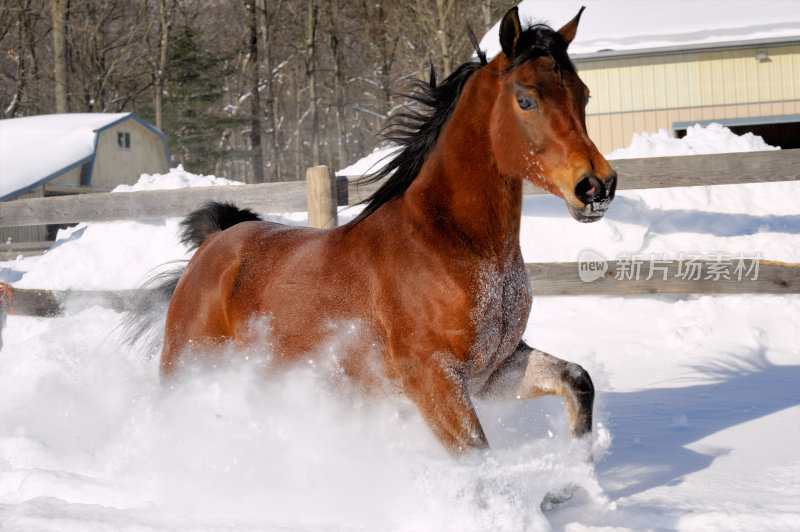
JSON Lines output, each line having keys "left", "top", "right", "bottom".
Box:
{"left": 0, "top": 113, "right": 165, "bottom": 200}
{"left": 480, "top": 0, "right": 800, "bottom": 58}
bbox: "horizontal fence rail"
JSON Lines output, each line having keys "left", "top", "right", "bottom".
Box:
{"left": 345, "top": 148, "right": 800, "bottom": 203}
{"left": 526, "top": 260, "right": 799, "bottom": 296}
{"left": 1, "top": 260, "right": 797, "bottom": 328}
{"left": 0, "top": 241, "right": 53, "bottom": 258}
{"left": 2, "top": 150, "right": 797, "bottom": 229}
{"left": 0, "top": 182, "right": 309, "bottom": 228}
{"left": 6, "top": 259, "right": 796, "bottom": 345}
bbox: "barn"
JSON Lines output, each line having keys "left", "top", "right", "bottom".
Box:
{"left": 573, "top": 35, "right": 800, "bottom": 154}
{"left": 0, "top": 113, "right": 170, "bottom": 244}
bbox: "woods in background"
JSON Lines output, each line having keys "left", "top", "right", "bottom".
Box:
{"left": 1, "top": 0, "right": 515, "bottom": 181}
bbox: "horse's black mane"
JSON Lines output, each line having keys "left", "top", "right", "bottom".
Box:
{"left": 350, "top": 22, "right": 573, "bottom": 225}
{"left": 349, "top": 30, "right": 485, "bottom": 225}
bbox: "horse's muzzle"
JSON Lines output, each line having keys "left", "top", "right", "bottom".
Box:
{"left": 570, "top": 172, "right": 617, "bottom": 223}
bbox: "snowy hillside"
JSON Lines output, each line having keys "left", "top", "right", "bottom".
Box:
{"left": 1, "top": 125, "right": 798, "bottom": 531}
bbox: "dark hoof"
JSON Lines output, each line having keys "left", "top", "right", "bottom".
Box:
{"left": 540, "top": 484, "right": 578, "bottom": 512}
{"left": 563, "top": 362, "right": 594, "bottom": 438}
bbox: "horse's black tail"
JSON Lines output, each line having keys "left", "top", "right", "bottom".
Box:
{"left": 179, "top": 201, "right": 261, "bottom": 251}
{"left": 119, "top": 264, "right": 186, "bottom": 356}
{"left": 120, "top": 201, "right": 261, "bottom": 355}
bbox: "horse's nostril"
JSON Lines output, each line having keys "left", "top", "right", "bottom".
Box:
{"left": 574, "top": 175, "right": 601, "bottom": 205}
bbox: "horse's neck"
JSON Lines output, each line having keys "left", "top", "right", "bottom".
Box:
{"left": 407, "top": 131, "right": 524, "bottom": 261}
{"left": 401, "top": 68, "right": 522, "bottom": 260}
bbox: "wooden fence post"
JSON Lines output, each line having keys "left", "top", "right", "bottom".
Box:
{"left": 306, "top": 166, "right": 338, "bottom": 229}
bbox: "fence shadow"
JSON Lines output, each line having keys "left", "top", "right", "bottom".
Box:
{"left": 523, "top": 194, "right": 800, "bottom": 237}
{"left": 596, "top": 348, "right": 800, "bottom": 498}
{"left": 609, "top": 196, "right": 800, "bottom": 236}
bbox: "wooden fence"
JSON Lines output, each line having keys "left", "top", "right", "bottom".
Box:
{"left": 3, "top": 149, "right": 797, "bottom": 232}
{"left": 1, "top": 150, "right": 799, "bottom": 333}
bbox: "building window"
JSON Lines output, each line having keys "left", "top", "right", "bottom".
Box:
{"left": 79, "top": 162, "right": 90, "bottom": 186}
{"left": 117, "top": 131, "right": 131, "bottom": 149}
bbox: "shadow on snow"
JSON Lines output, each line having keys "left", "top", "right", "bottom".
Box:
{"left": 525, "top": 194, "right": 800, "bottom": 237}
{"left": 597, "top": 347, "right": 800, "bottom": 499}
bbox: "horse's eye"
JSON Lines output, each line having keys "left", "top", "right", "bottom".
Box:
{"left": 518, "top": 97, "right": 537, "bottom": 111}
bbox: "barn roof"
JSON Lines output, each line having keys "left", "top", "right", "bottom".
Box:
{"left": 0, "top": 113, "right": 168, "bottom": 201}
{"left": 479, "top": 0, "right": 800, "bottom": 59}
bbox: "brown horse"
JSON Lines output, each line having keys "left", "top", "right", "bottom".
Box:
{"left": 129, "top": 7, "right": 617, "bottom": 455}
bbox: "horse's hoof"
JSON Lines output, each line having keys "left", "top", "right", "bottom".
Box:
{"left": 540, "top": 484, "right": 578, "bottom": 512}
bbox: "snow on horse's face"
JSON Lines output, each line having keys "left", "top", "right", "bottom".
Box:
{"left": 490, "top": 7, "right": 617, "bottom": 222}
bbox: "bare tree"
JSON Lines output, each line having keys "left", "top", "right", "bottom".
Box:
{"left": 3, "top": 1, "right": 36, "bottom": 116}
{"left": 257, "top": 0, "right": 284, "bottom": 181}
{"left": 66, "top": 1, "right": 151, "bottom": 112}
{"left": 152, "top": 0, "right": 176, "bottom": 131}
{"left": 303, "top": 0, "right": 320, "bottom": 166}
{"left": 325, "top": 0, "right": 347, "bottom": 169}
{"left": 366, "top": 2, "right": 400, "bottom": 118}
{"left": 244, "top": 0, "right": 265, "bottom": 183}
{"left": 51, "top": 0, "right": 69, "bottom": 112}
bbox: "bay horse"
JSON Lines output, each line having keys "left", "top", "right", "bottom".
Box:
{"left": 128, "top": 6, "right": 617, "bottom": 455}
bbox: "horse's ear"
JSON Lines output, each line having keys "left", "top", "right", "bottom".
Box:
{"left": 499, "top": 6, "right": 522, "bottom": 58}
{"left": 557, "top": 6, "right": 585, "bottom": 46}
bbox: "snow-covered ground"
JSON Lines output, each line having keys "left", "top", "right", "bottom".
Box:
{"left": 1, "top": 125, "right": 798, "bottom": 531}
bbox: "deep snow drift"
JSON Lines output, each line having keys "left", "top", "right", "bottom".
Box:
{"left": 1, "top": 125, "right": 798, "bottom": 531}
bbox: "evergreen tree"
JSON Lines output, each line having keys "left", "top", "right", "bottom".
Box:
{"left": 150, "top": 24, "right": 242, "bottom": 175}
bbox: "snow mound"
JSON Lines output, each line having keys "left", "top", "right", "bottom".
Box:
{"left": 337, "top": 146, "right": 400, "bottom": 177}
{"left": 111, "top": 164, "right": 243, "bottom": 192}
{"left": 607, "top": 123, "right": 779, "bottom": 159}
{"left": 336, "top": 146, "right": 400, "bottom": 177}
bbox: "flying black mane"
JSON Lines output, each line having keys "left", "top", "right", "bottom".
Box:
{"left": 350, "top": 28, "right": 486, "bottom": 225}
{"left": 350, "top": 22, "right": 573, "bottom": 225}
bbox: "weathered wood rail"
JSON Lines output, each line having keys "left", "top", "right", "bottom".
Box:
{"left": 1, "top": 259, "right": 797, "bottom": 346}
{"left": 2, "top": 150, "right": 797, "bottom": 229}
{"left": 3, "top": 259, "right": 798, "bottom": 314}
{"left": 526, "top": 260, "right": 799, "bottom": 296}
{"left": 346, "top": 149, "right": 800, "bottom": 202}
{"left": 0, "top": 176, "right": 348, "bottom": 228}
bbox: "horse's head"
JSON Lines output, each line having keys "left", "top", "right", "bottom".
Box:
{"left": 489, "top": 7, "right": 616, "bottom": 222}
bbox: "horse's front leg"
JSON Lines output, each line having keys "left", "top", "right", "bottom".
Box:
{"left": 399, "top": 354, "right": 489, "bottom": 455}
{"left": 479, "top": 340, "right": 594, "bottom": 439}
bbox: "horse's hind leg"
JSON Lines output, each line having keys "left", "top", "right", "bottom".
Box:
{"left": 479, "top": 340, "right": 594, "bottom": 439}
